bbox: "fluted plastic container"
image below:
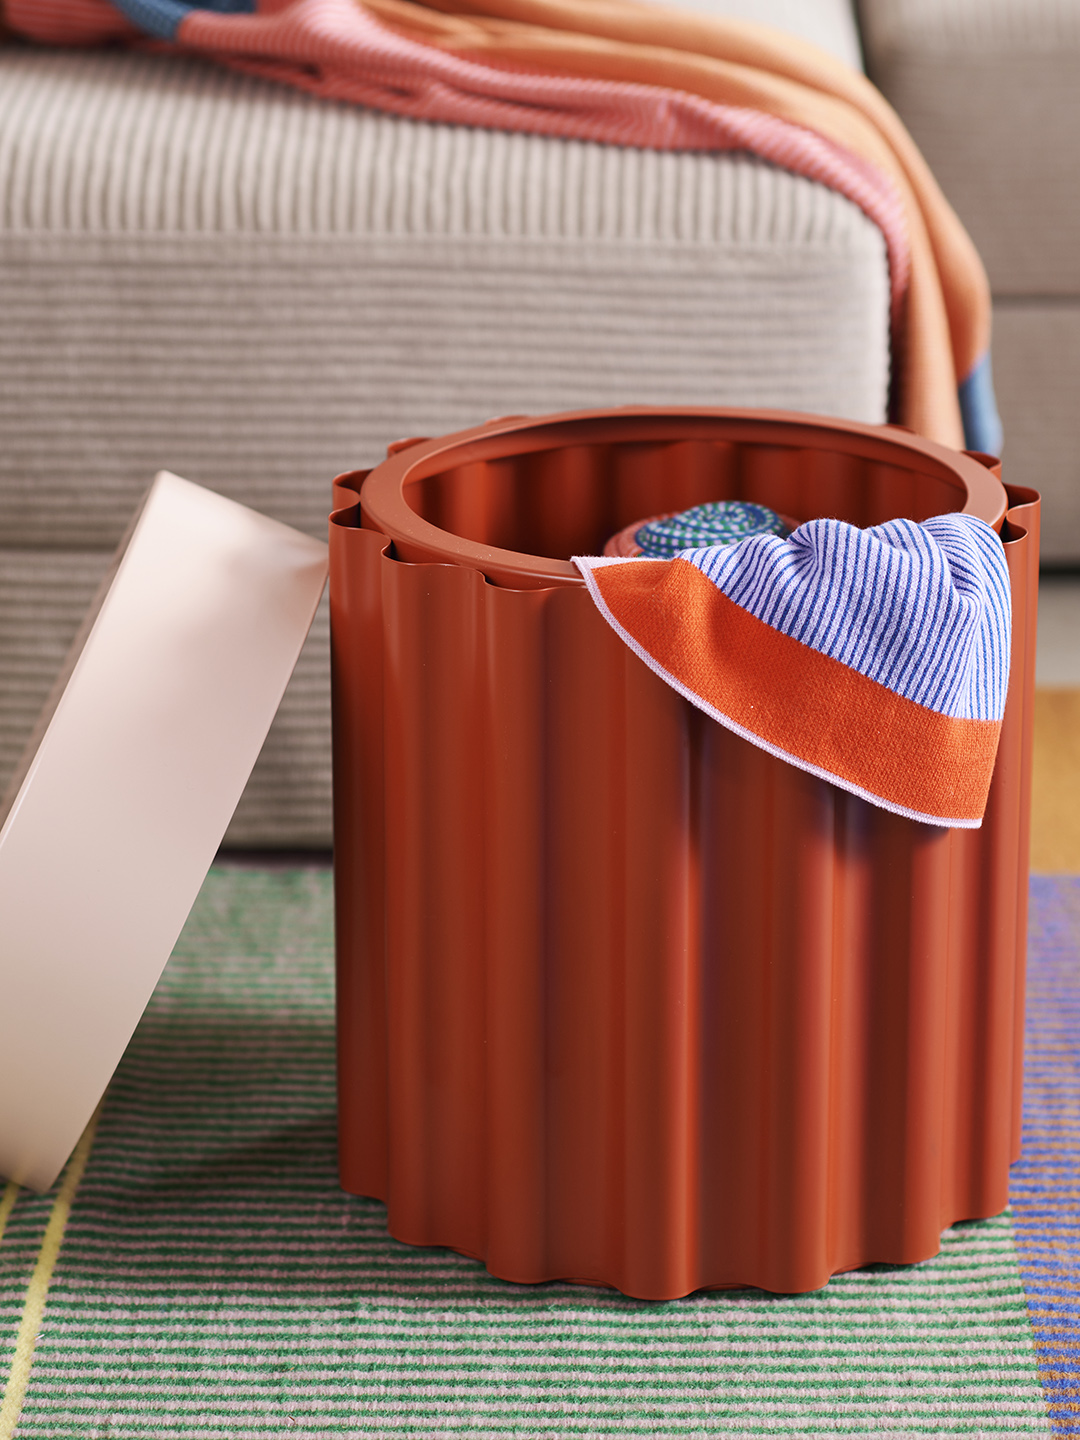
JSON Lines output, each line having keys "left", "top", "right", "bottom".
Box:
{"left": 329, "top": 407, "right": 1039, "bottom": 1299}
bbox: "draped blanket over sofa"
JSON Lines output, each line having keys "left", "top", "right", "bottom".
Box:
{"left": 0, "top": 0, "right": 1003, "bottom": 844}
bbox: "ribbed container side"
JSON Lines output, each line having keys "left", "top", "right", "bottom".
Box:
{"left": 331, "top": 436, "right": 1038, "bottom": 1300}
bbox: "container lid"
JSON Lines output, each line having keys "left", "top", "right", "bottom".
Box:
{"left": 0, "top": 472, "right": 328, "bottom": 1192}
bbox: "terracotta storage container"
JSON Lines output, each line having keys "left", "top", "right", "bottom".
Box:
{"left": 329, "top": 407, "right": 1039, "bottom": 1299}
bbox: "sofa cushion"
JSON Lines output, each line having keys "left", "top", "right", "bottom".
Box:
{"left": 0, "top": 49, "right": 890, "bottom": 546}
{"left": 860, "top": 0, "right": 1080, "bottom": 294}
{"left": 0, "top": 46, "right": 890, "bottom": 844}
{"left": 993, "top": 301, "right": 1080, "bottom": 565}
{"left": 654, "top": 0, "right": 863, "bottom": 68}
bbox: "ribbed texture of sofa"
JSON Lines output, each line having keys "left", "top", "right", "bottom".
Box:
{"left": 860, "top": 0, "right": 1080, "bottom": 561}
{"left": 656, "top": 0, "right": 864, "bottom": 67}
{"left": 0, "top": 49, "right": 890, "bottom": 844}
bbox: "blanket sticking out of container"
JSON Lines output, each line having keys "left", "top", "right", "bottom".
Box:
{"left": 575, "top": 513, "right": 1012, "bottom": 828}
{"left": 5, "top": 0, "right": 996, "bottom": 452}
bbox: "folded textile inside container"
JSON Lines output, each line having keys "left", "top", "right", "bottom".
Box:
{"left": 575, "top": 512, "right": 1011, "bottom": 827}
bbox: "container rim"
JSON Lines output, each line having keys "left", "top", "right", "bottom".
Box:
{"left": 355, "top": 406, "right": 1007, "bottom": 589}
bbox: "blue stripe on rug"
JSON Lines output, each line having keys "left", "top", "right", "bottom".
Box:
{"left": 1013, "top": 877, "right": 1080, "bottom": 1433}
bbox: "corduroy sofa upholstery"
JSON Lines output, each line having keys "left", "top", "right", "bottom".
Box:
{"left": 0, "top": 0, "right": 949, "bottom": 846}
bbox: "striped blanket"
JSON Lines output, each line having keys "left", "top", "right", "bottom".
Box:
{"left": 577, "top": 510, "right": 1012, "bottom": 827}
{"left": 4, "top": 0, "right": 998, "bottom": 453}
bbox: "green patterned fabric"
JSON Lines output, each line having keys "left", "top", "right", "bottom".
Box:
{"left": 0, "top": 869, "right": 1050, "bottom": 1436}
{"left": 635, "top": 501, "right": 789, "bottom": 558}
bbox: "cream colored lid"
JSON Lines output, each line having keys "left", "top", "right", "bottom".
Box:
{"left": 0, "top": 472, "right": 328, "bottom": 1191}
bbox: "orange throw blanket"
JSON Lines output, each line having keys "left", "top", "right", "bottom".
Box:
{"left": 5, "top": 0, "right": 993, "bottom": 451}
{"left": 371, "top": 0, "right": 988, "bottom": 450}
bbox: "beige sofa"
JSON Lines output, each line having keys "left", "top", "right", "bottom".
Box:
{"left": 859, "top": 0, "right": 1080, "bottom": 565}
{"left": 0, "top": 1, "right": 903, "bottom": 846}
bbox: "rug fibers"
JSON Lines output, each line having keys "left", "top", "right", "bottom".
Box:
{"left": 0, "top": 868, "right": 1052, "bottom": 1436}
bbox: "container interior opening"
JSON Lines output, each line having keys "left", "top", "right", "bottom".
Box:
{"left": 403, "top": 438, "right": 965, "bottom": 561}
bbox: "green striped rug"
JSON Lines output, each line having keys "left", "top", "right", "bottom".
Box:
{"left": 0, "top": 868, "right": 1050, "bottom": 1436}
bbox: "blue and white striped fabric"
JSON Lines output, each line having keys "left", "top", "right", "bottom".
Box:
{"left": 683, "top": 513, "right": 1012, "bottom": 722}
{"left": 575, "top": 509, "right": 1013, "bottom": 826}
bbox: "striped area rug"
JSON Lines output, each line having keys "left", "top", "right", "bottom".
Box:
{"left": 0, "top": 868, "right": 1054, "bottom": 1436}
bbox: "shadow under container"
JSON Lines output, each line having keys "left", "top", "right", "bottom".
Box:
{"left": 330, "top": 407, "right": 1040, "bottom": 1300}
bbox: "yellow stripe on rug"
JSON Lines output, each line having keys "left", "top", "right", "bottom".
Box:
{"left": 0, "top": 1105, "right": 102, "bottom": 1440}
{"left": 0, "top": 1185, "right": 18, "bottom": 1253}
{"left": 1032, "top": 690, "right": 1080, "bottom": 873}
